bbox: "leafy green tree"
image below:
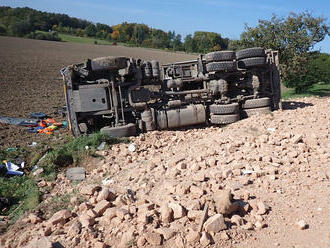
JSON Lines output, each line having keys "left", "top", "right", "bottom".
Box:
{"left": 96, "top": 23, "right": 112, "bottom": 33}
{"left": 229, "top": 12, "right": 329, "bottom": 93}
{"left": 184, "top": 34, "right": 196, "bottom": 53}
{"left": 75, "top": 28, "right": 85, "bottom": 37}
{"left": 85, "top": 24, "right": 97, "bottom": 37}
{"left": 172, "top": 34, "right": 182, "bottom": 51}
{"left": 191, "top": 31, "right": 228, "bottom": 53}
{"left": 10, "top": 16, "right": 34, "bottom": 36}
{"left": 151, "top": 28, "right": 170, "bottom": 48}
{"left": 133, "top": 24, "right": 149, "bottom": 45}
{"left": 193, "top": 32, "right": 212, "bottom": 53}
{"left": 306, "top": 52, "right": 330, "bottom": 84}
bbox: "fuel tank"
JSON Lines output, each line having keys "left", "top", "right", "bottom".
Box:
{"left": 156, "top": 104, "right": 206, "bottom": 130}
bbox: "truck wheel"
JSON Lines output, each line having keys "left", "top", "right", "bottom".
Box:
{"left": 237, "top": 57, "right": 266, "bottom": 68}
{"left": 209, "top": 103, "right": 239, "bottom": 114}
{"left": 205, "top": 51, "right": 236, "bottom": 62}
{"left": 241, "top": 106, "right": 271, "bottom": 118}
{"left": 210, "top": 114, "right": 240, "bottom": 124}
{"left": 236, "top": 47, "right": 266, "bottom": 60}
{"left": 100, "top": 123, "right": 137, "bottom": 138}
{"left": 206, "top": 61, "right": 237, "bottom": 72}
{"left": 90, "top": 56, "right": 128, "bottom": 71}
{"left": 242, "top": 97, "right": 270, "bottom": 109}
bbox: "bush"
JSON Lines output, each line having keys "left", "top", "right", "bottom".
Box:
{"left": 34, "top": 31, "right": 61, "bottom": 41}
{"left": 26, "top": 31, "right": 61, "bottom": 41}
{"left": 0, "top": 24, "right": 7, "bottom": 35}
{"left": 25, "top": 32, "right": 35, "bottom": 39}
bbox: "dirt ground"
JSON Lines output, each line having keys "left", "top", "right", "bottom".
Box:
{"left": 1, "top": 97, "right": 329, "bottom": 248}
{"left": 1, "top": 36, "right": 329, "bottom": 248}
{"left": 0, "top": 36, "right": 195, "bottom": 148}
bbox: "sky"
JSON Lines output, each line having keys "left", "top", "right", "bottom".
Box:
{"left": 1, "top": 0, "right": 330, "bottom": 53}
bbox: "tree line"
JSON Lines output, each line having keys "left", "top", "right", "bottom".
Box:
{"left": 0, "top": 6, "right": 91, "bottom": 41}
{"left": 0, "top": 6, "right": 229, "bottom": 52}
{"left": 0, "top": 6, "right": 329, "bottom": 92}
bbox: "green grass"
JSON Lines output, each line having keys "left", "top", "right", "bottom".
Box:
{"left": 282, "top": 83, "right": 330, "bottom": 99}
{"left": 0, "top": 176, "right": 39, "bottom": 223}
{"left": 0, "top": 132, "right": 128, "bottom": 227}
{"left": 39, "top": 132, "right": 129, "bottom": 180}
{"left": 58, "top": 33, "right": 114, "bottom": 45}
{"left": 0, "top": 148, "right": 40, "bottom": 225}
{"left": 0, "top": 148, "right": 29, "bottom": 165}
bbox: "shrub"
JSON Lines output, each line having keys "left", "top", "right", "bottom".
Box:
{"left": 0, "top": 24, "right": 7, "bottom": 35}
{"left": 32, "top": 31, "right": 61, "bottom": 41}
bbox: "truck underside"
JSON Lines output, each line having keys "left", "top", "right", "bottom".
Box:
{"left": 61, "top": 47, "right": 281, "bottom": 137}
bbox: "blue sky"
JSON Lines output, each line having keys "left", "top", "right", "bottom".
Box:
{"left": 2, "top": 0, "right": 330, "bottom": 53}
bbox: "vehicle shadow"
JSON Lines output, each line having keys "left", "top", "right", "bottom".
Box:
{"left": 282, "top": 101, "right": 314, "bottom": 110}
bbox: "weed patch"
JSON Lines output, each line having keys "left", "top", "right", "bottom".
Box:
{"left": 0, "top": 176, "right": 39, "bottom": 223}
{"left": 38, "top": 132, "right": 128, "bottom": 180}
{"left": 0, "top": 132, "right": 126, "bottom": 227}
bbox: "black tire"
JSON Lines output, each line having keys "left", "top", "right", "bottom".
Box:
{"left": 100, "top": 123, "right": 137, "bottom": 138}
{"left": 210, "top": 114, "right": 240, "bottom": 124}
{"left": 206, "top": 61, "right": 237, "bottom": 72}
{"left": 241, "top": 106, "right": 271, "bottom": 118}
{"left": 236, "top": 47, "right": 266, "bottom": 60}
{"left": 91, "top": 56, "right": 128, "bottom": 71}
{"left": 242, "top": 97, "right": 270, "bottom": 109}
{"left": 205, "top": 51, "right": 236, "bottom": 62}
{"left": 209, "top": 103, "right": 239, "bottom": 115}
{"left": 237, "top": 57, "right": 266, "bottom": 69}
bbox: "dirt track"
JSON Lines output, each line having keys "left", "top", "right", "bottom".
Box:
{"left": 1, "top": 96, "right": 329, "bottom": 248}
{"left": 0, "top": 36, "right": 195, "bottom": 148}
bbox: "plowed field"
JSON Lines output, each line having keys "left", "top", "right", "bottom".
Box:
{"left": 0, "top": 36, "right": 195, "bottom": 148}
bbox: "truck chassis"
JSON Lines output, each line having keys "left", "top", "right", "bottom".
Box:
{"left": 61, "top": 47, "right": 281, "bottom": 137}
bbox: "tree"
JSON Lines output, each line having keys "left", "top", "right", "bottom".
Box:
{"left": 184, "top": 34, "right": 196, "bottom": 53}
{"left": 191, "top": 31, "right": 228, "bottom": 53}
{"left": 229, "top": 12, "right": 330, "bottom": 93}
{"left": 96, "top": 23, "right": 112, "bottom": 33}
{"left": 305, "top": 52, "right": 330, "bottom": 84}
{"left": 151, "top": 29, "right": 170, "bottom": 48}
{"left": 193, "top": 32, "right": 212, "bottom": 53}
{"left": 172, "top": 34, "right": 182, "bottom": 51}
{"left": 133, "top": 24, "right": 149, "bottom": 45}
{"left": 84, "top": 24, "right": 97, "bottom": 37}
{"left": 9, "top": 15, "right": 34, "bottom": 36}
{"left": 111, "top": 30, "right": 119, "bottom": 40}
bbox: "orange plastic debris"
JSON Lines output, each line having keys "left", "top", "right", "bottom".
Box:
{"left": 38, "top": 127, "right": 55, "bottom": 135}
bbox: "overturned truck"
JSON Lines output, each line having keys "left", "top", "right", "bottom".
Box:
{"left": 61, "top": 47, "right": 281, "bottom": 137}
